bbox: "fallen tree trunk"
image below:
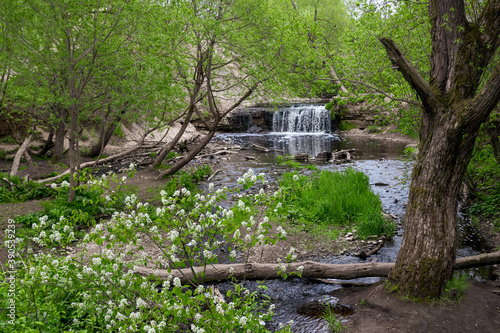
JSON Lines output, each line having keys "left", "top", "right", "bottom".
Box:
{"left": 136, "top": 251, "right": 500, "bottom": 284}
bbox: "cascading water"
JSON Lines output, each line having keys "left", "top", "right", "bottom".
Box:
{"left": 272, "top": 104, "right": 331, "bottom": 133}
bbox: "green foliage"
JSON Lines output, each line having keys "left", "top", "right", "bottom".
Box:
{"left": 329, "top": 1, "right": 428, "bottom": 137}
{"left": 0, "top": 149, "right": 6, "bottom": 160}
{"left": 1, "top": 136, "right": 17, "bottom": 144}
{"left": 276, "top": 155, "right": 318, "bottom": 170}
{"left": 273, "top": 169, "right": 394, "bottom": 239}
{"left": 443, "top": 273, "right": 470, "bottom": 302}
{"left": 321, "top": 309, "right": 346, "bottom": 333}
{"left": 112, "top": 124, "right": 125, "bottom": 138}
{"left": 0, "top": 173, "right": 58, "bottom": 203}
{"left": 339, "top": 121, "right": 357, "bottom": 131}
{"left": 366, "top": 125, "right": 382, "bottom": 133}
{"left": 166, "top": 151, "right": 179, "bottom": 160}
{"left": 0, "top": 170, "right": 294, "bottom": 332}
{"left": 161, "top": 165, "right": 211, "bottom": 198}
{"left": 467, "top": 144, "right": 500, "bottom": 225}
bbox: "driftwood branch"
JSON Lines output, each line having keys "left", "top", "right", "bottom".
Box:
{"left": 38, "top": 144, "right": 155, "bottom": 184}
{"left": 136, "top": 251, "right": 500, "bottom": 285}
{"left": 10, "top": 134, "right": 33, "bottom": 177}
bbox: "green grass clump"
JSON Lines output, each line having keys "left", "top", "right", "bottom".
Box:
{"left": 274, "top": 169, "right": 394, "bottom": 239}
{"left": 443, "top": 273, "right": 470, "bottom": 302}
{"left": 339, "top": 121, "right": 356, "bottom": 131}
{"left": 160, "top": 164, "right": 211, "bottom": 197}
{"left": 321, "top": 309, "right": 346, "bottom": 333}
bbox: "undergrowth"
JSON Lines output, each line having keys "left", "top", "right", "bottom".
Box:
{"left": 466, "top": 145, "right": 500, "bottom": 230}
{"left": 272, "top": 169, "right": 395, "bottom": 239}
{"left": 0, "top": 173, "right": 59, "bottom": 203}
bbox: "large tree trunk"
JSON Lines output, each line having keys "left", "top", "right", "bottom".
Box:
{"left": 389, "top": 109, "right": 478, "bottom": 298}
{"left": 379, "top": 0, "right": 500, "bottom": 298}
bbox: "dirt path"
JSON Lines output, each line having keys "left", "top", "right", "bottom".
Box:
{"left": 331, "top": 280, "right": 500, "bottom": 333}
{"left": 0, "top": 199, "right": 47, "bottom": 265}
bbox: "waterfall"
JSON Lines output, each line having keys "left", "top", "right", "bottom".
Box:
{"left": 272, "top": 105, "right": 331, "bottom": 133}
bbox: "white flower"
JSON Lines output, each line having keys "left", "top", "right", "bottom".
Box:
{"left": 173, "top": 277, "right": 181, "bottom": 288}
{"left": 169, "top": 230, "right": 179, "bottom": 242}
{"left": 229, "top": 250, "right": 236, "bottom": 259}
{"left": 297, "top": 265, "right": 304, "bottom": 273}
{"left": 216, "top": 302, "right": 224, "bottom": 315}
{"left": 238, "top": 200, "right": 245, "bottom": 209}
{"left": 208, "top": 183, "right": 214, "bottom": 192}
{"left": 195, "top": 285, "right": 204, "bottom": 294}
{"left": 277, "top": 226, "right": 287, "bottom": 237}
{"left": 293, "top": 174, "right": 299, "bottom": 181}
{"left": 229, "top": 267, "right": 235, "bottom": 274}
{"left": 129, "top": 163, "right": 135, "bottom": 170}
{"left": 50, "top": 183, "right": 57, "bottom": 188}
{"left": 136, "top": 298, "right": 148, "bottom": 308}
{"left": 194, "top": 313, "right": 202, "bottom": 323}
{"left": 191, "top": 324, "right": 205, "bottom": 333}
{"left": 61, "top": 180, "right": 69, "bottom": 187}
{"left": 121, "top": 176, "right": 127, "bottom": 183}
{"left": 173, "top": 190, "right": 180, "bottom": 197}
{"left": 32, "top": 223, "right": 38, "bottom": 229}
{"left": 116, "top": 312, "right": 126, "bottom": 321}
{"left": 239, "top": 316, "right": 247, "bottom": 325}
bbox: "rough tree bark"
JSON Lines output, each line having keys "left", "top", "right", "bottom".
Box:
{"left": 379, "top": 0, "right": 500, "bottom": 298}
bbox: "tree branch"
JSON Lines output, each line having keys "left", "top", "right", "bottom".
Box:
{"left": 469, "top": 63, "right": 500, "bottom": 127}
{"left": 378, "top": 37, "right": 439, "bottom": 113}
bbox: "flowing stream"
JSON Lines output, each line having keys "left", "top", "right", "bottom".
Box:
{"left": 206, "top": 104, "right": 492, "bottom": 332}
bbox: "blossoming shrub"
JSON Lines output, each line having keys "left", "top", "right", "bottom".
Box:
{"left": 1, "top": 168, "right": 295, "bottom": 332}
{"left": 273, "top": 169, "right": 395, "bottom": 239}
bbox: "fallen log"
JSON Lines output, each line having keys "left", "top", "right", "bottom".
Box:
{"left": 195, "top": 150, "right": 238, "bottom": 159}
{"left": 136, "top": 251, "right": 500, "bottom": 285}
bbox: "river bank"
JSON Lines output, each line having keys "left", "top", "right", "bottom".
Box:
{"left": 1, "top": 127, "right": 499, "bottom": 332}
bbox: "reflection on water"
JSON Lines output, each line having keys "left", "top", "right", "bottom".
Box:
{"left": 217, "top": 133, "right": 409, "bottom": 159}
{"left": 210, "top": 132, "right": 494, "bottom": 332}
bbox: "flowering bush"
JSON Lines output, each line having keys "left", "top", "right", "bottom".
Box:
{"left": 1, "top": 168, "right": 297, "bottom": 332}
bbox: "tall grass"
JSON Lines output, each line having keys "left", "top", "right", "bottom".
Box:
{"left": 277, "top": 169, "right": 394, "bottom": 238}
